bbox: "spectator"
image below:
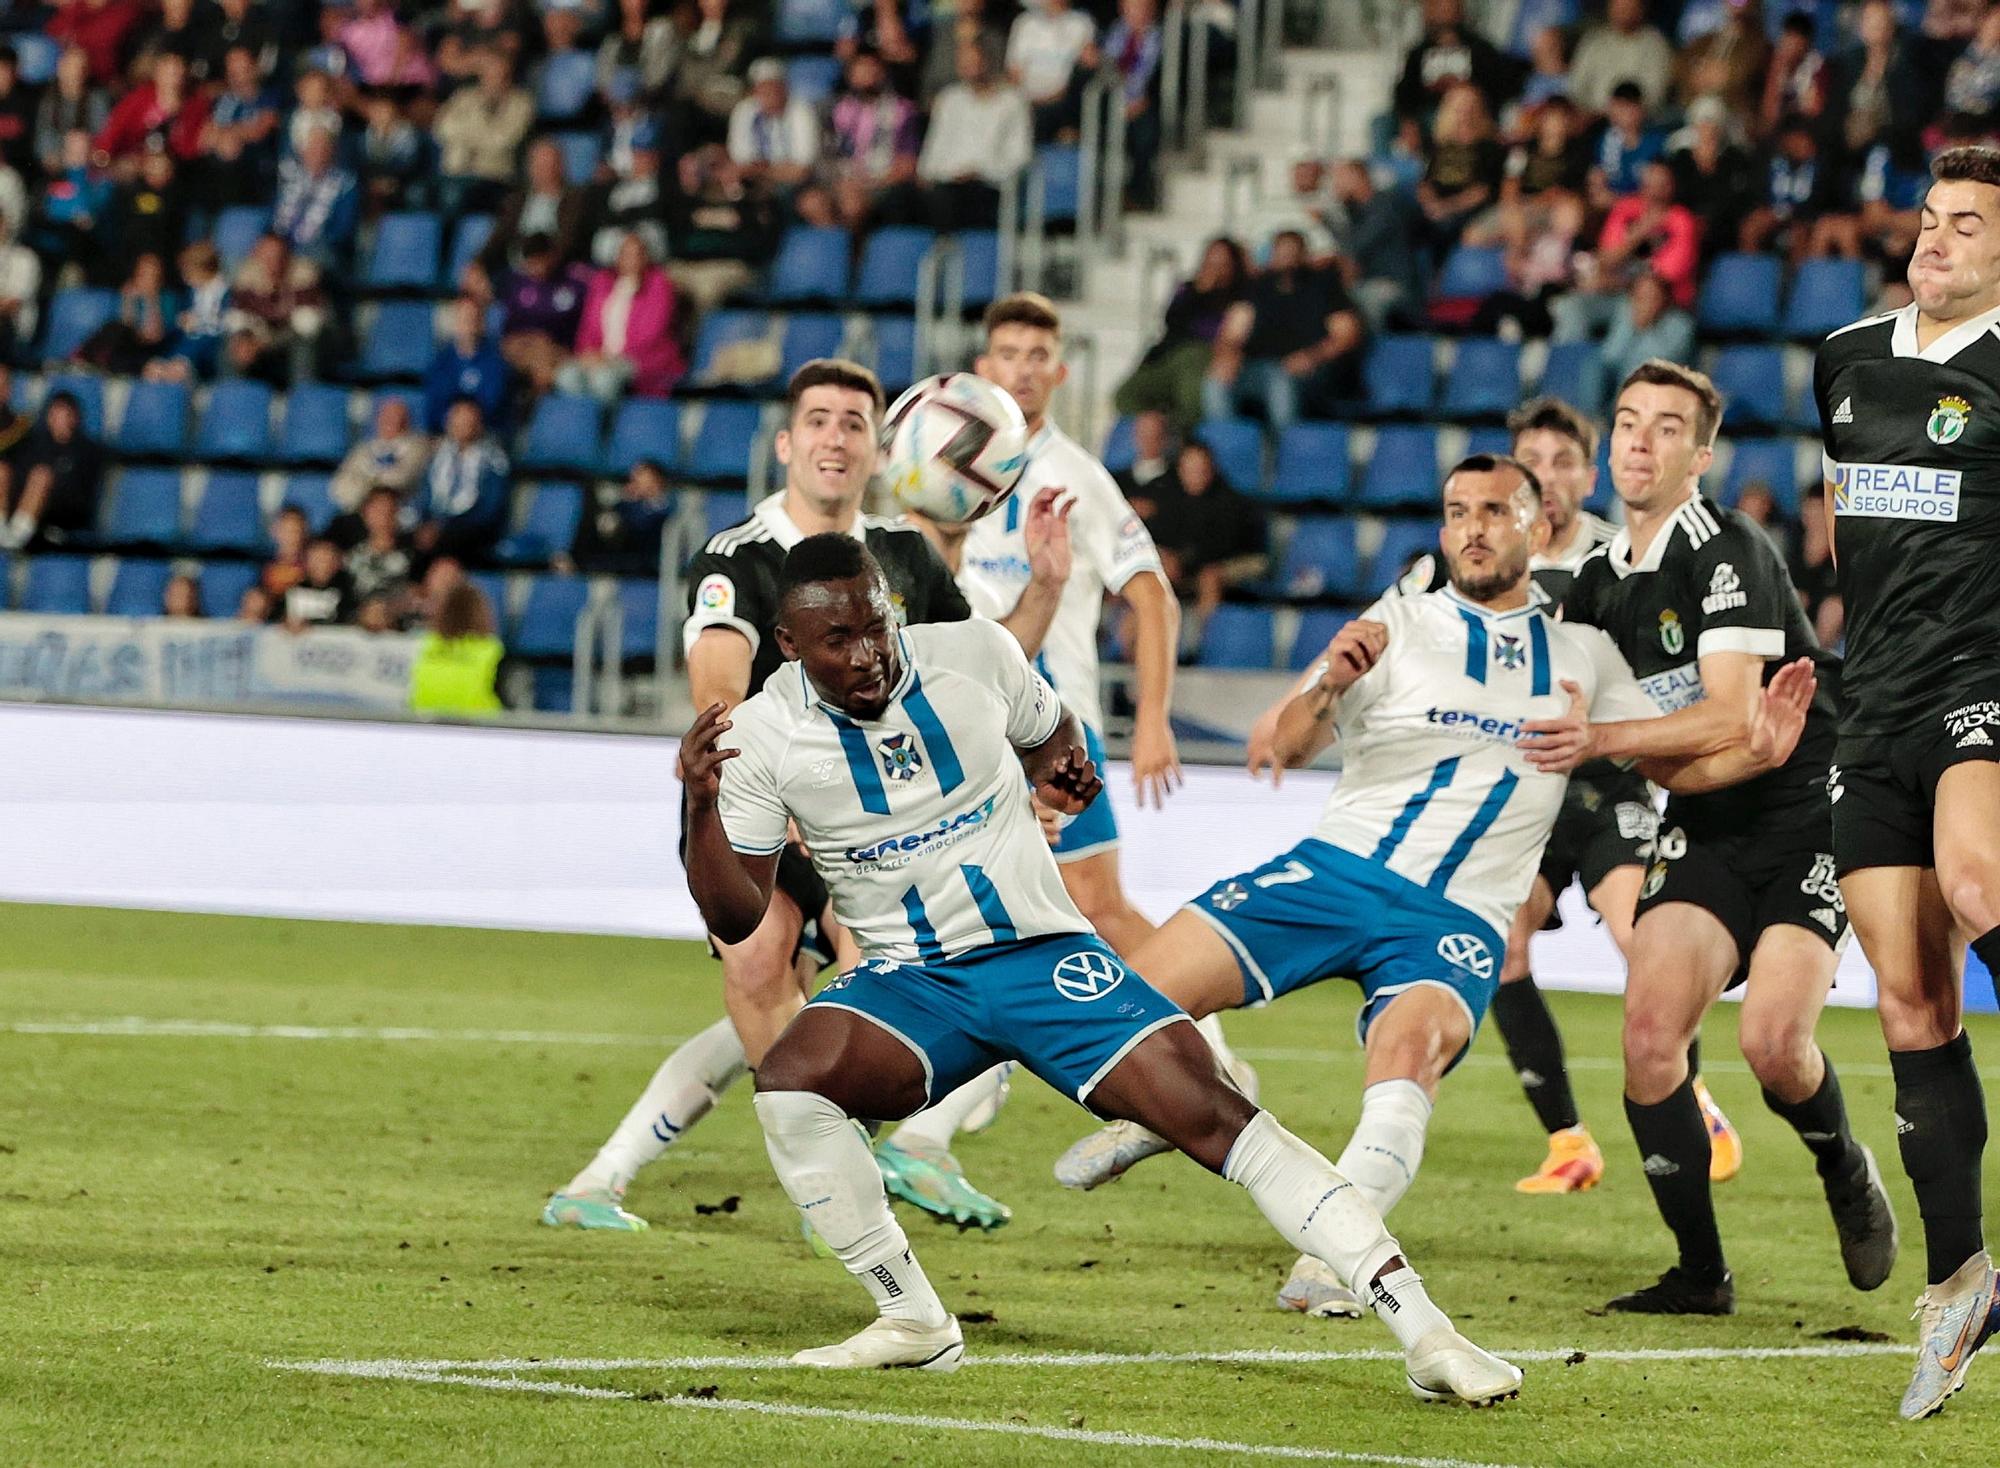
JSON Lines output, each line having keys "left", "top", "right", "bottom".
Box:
{"left": 1114, "top": 235, "right": 1248, "bottom": 431}
{"left": 1471, "top": 188, "right": 1587, "bottom": 340}
{"left": 1497, "top": 94, "right": 1590, "bottom": 216}
{"left": 828, "top": 49, "right": 920, "bottom": 229}
{"left": 1568, "top": 0, "right": 1674, "bottom": 116}
{"left": 1789, "top": 484, "right": 1843, "bottom": 648}
{"left": 77, "top": 250, "right": 176, "bottom": 374}
{"left": 404, "top": 553, "right": 465, "bottom": 628}
{"left": 1516, "top": 24, "right": 1573, "bottom": 112}
{"left": 1942, "top": 6, "right": 2000, "bottom": 132}
{"left": 135, "top": 0, "right": 224, "bottom": 82}
{"left": 1393, "top": 0, "right": 1518, "bottom": 126}
{"left": 0, "top": 366, "right": 31, "bottom": 503}
{"left": 0, "top": 47, "right": 34, "bottom": 175}
{"left": 918, "top": 42, "right": 1031, "bottom": 231}
{"left": 1147, "top": 441, "right": 1267, "bottom": 633}
{"left": 235, "top": 583, "right": 274, "bottom": 622}
{"left": 433, "top": 47, "right": 535, "bottom": 216}
{"left": 300, "top": 2, "right": 359, "bottom": 91}
{"left": 589, "top": 127, "right": 669, "bottom": 264}
{"left": 474, "top": 135, "right": 589, "bottom": 282}
{"left": 1554, "top": 159, "right": 1698, "bottom": 338}
{"left": 727, "top": 57, "right": 821, "bottom": 193}
{"left": 1738, "top": 113, "right": 1845, "bottom": 262}
{"left": 1593, "top": 269, "right": 1696, "bottom": 405}
{"left": 665, "top": 142, "right": 778, "bottom": 307}
{"left": 603, "top": 67, "right": 667, "bottom": 180}
{"left": 672, "top": 0, "right": 757, "bottom": 147}
{"left": 346, "top": 485, "right": 416, "bottom": 607}
{"left": 416, "top": 396, "right": 510, "bottom": 560}
{"left": 106, "top": 148, "right": 186, "bottom": 283}
{"left": 287, "top": 68, "right": 343, "bottom": 157}
{"left": 1, "top": 390, "right": 103, "bottom": 547}
{"left": 560, "top": 230, "right": 684, "bottom": 401}
{"left": 1825, "top": 0, "right": 1931, "bottom": 171}
{"left": 1416, "top": 81, "right": 1503, "bottom": 249}
{"left": 1735, "top": 480, "right": 1785, "bottom": 554}
{"left": 1326, "top": 158, "right": 1423, "bottom": 331}
{"left": 331, "top": 395, "right": 432, "bottom": 513}
{"left": 33, "top": 128, "right": 110, "bottom": 275}
{"left": 531, "top": 4, "right": 594, "bottom": 122}
{"left": 95, "top": 52, "right": 210, "bottom": 170}
{"left": 271, "top": 126, "right": 360, "bottom": 269}
{"left": 260, "top": 504, "right": 309, "bottom": 598}
{"left": 1674, "top": 0, "right": 1769, "bottom": 117}
{"left": 1587, "top": 80, "right": 1667, "bottom": 204}
{"left": 0, "top": 210, "right": 37, "bottom": 358}
{"left": 1759, "top": 12, "right": 1826, "bottom": 140}
{"left": 496, "top": 232, "right": 592, "bottom": 395}
{"left": 146, "top": 240, "right": 228, "bottom": 381}
{"left": 200, "top": 43, "right": 283, "bottom": 206}
{"left": 1112, "top": 408, "right": 1174, "bottom": 504}
{"left": 433, "top": 0, "right": 518, "bottom": 86}
{"left": 1008, "top": 0, "right": 1096, "bottom": 142}
{"left": 340, "top": 0, "right": 433, "bottom": 89}
{"left": 919, "top": 0, "right": 1008, "bottom": 107}
{"left": 409, "top": 580, "right": 504, "bottom": 715}
{"left": 1103, "top": 0, "right": 1163, "bottom": 209}
{"left": 597, "top": 0, "right": 679, "bottom": 102}
{"left": 1668, "top": 95, "right": 1758, "bottom": 253}
{"left": 1243, "top": 155, "right": 1339, "bottom": 256}
{"left": 284, "top": 536, "right": 358, "bottom": 628}
{"left": 213, "top": 0, "right": 275, "bottom": 75}
{"left": 47, "top": 0, "right": 143, "bottom": 88}
{"left": 423, "top": 294, "right": 510, "bottom": 433}
{"left": 568, "top": 456, "right": 673, "bottom": 574}
{"left": 355, "top": 90, "right": 433, "bottom": 215}
{"left": 161, "top": 572, "right": 202, "bottom": 618}
{"left": 223, "top": 232, "right": 327, "bottom": 384}
{"left": 1203, "top": 228, "right": 1363, "bottom": 431}
{"left": 34, "top": 48, "right": 109, "bottom": 178}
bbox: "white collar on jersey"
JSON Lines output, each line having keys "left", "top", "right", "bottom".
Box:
{"left": 794, "top": 628, "right": 918, "bottom": 721}
{"left": 1603, "top": 492, "right": 1719, "bottom": 579}
{"left": 755, "top": 491, "right": 868, "bottom": 551}
{"left": 1439, "top": 584, "right": 1539, "bottom": 621}
{"left": 1887, "top": 298, "right": 2000, "bottom": 362}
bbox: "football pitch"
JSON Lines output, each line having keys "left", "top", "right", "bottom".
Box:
{"left": 7, "top": 902, "right": 1998, "bottom": 1466}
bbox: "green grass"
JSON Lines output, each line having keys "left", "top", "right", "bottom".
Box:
{"left": 3, "top": 901, "right": 1996, "bottom": 1465}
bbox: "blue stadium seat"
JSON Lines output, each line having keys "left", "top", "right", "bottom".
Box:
{"left": 106, "top": 558, "right": 173, "bottom": 617}
{"left": 1698, "top": 253, "right": 1783, "bottom": 336}
{"left": 1463, "top": 426, "right": 1511, "bottom": 458}
{"left": 1269, "top": 423, "right": 1352, "bottom": 503}
{"left": 1723, "top": 438, "right": 1801, "bottom": 515}
{"left": 462, "top": 571, "right": 507, "bottom": 630}
{"left": 603, "top": 399, "right": 683, "bottom": 475}
{"left": 1357, "top": 426, "right": 1440, "bottom": 508}
{"left": 12, "top": 31, "right": 58, "bottom": 84}
{"left": 1195, "top": 417, "right": 1265, "bottom": 492}
{"left": 617, "top": 578, "right": 662, "bottom": 659}
{"left": 40, "top": 288, "right": 117, "bottom": 362}
{"left": 363, "top": 211, "right": 443, "bottom": 292}
{"left": 280, "top": 473, "right": 338, "bottom": 531}
{"left": 768, "top": 226, "right": 851, "bottom": 303}
{"left": 1363, "top": 334, "right": 1437, "bottom": 416}
{"left": 213, "top": 206, "right": 271, "bottom": 271}
{"left": 444, "top": 215, "right": 495, "bottom": 289}
{"left": 1373, "top": 518, "right": 1441, "bottom": 592}
{"left": 1539, "top": 340, "right": 1601, "bottom": 414}
{"left": 856, "top": 228, "right": 935, "bottom": 307}
{"left": 22, "top": 554, "right": 92, "bottom": 613}
{"left": 702, "top": 490, "right": 751, "bottom": 542}
{"left": 1782, "top": 258, "right": 1867, "bottom": 340}
{"left": 1197, "top": 605, "right": 1275, "bottom": 668}
{"left": 195, "top": 380, "right": 276, "bottom": 461}
{"left": 687, "top": 402, "right": 764, "bottom": 482}
{"left": 1441, "top": 338, "right": 1522, "bottom": 420}
{"left": 278, "top": 382, "right": 353, "bottom": 464}
{"left": 1289, "top": 608, "right": 1351, "bottom": 670}
{"left": 781, "top": 313, "right": 847, "bottom": 379}
{"left": 113, "top": 380, "right": 190, "bottom": 458}
{"left": 871, "top": 315, "right": 918, "bottom": 392}
{"left": 1037, "top": 145, "right": 1082, "bottom": 225}
{"left": 1276, "top": 517, "right": 1360, "bottom": 599}
{"left": 531, "top": 665, "right": 575, "bottom": 711}
{"left": 553, "top": 131, "right": 602, "bottom": 186}
{"left": 775, "top": 0, "right": 846, "bottom": 43}
{"left": 692, "top": 309, "right": 776, "bottom": 383}
{"left": 495, "top": 483, "right": 585, "bottom": 566}
{"left": 520, "top": 393, "right": 604, "bottom": 474}
{"left": 1435, "top": 245, "right": 1507, "bottom": 300}
{"left": 535, "top": 50, "right": 597, "bottom": 122}
{"left": 106, "top": 469, "right": 184, "bottom": 546}
{"left": 189, "top": 471, "right": 267, "bottom": 553}
{"left": 957, "top": 232, "right": 1000, "bottom": 311}
{"left": 356, "top": 301, "right": 437, "bottom": 380}
{"left": 1099, "top": 415, "right": 1137, "bottom": 473}
{"left": 786, "top": 55, "right": 842, "bottom": 104}
{"left": 515, "top": 574, "right": 591, "bottom": 658}
{"left": 198, "top": 559, "right": 259, "bottom": 617}
{"left": 1708, "top": 345, "right": 1788, "bottom": 430}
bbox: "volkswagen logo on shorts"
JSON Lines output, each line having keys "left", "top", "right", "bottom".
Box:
{"left": 1053, "top": 950, "right": 1126, "bottom": 1002}
{"left": 1436, "top": 932, "right": 1494, "bottom": 982}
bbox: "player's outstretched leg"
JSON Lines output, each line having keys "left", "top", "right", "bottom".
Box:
{"left": 543, "top": 1015, "right": 748, "bottom": 1231}
{"left": 875, "top": 1065, "right": 1015, "bottom": 1230}
{"left": 1090, "top": 1018, "right": 1521, "bottom": 1406}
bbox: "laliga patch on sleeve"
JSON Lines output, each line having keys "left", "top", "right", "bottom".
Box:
{"left": 696, "top": 574, "right": 735, "bottom": 616}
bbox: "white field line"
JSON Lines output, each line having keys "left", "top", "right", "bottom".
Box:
{"left": 1, "top": 1015, "right": 1909, "bottom": 1080}
{"left": 271, "top": 1361, "right": 1532, "bottom": 1468}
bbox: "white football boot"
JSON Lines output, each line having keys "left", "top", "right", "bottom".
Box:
{"left": 1275, "top": 1254, "right": 1365, "bottom": 1318}
{"left": 1403, "top": 1328, "right": 1524, "bottom": 1407}
{"left": 791, "top": 1315, "right": 965, "bottom": 1372}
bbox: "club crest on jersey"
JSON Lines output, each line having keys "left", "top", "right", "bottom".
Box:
{"left": 878, "top": 732, "right": 924, "bottom": 781}
{"left": 1494, "top": 633, "right": 1527, "bottom": 672}
{"left": 1210, "top": 880, "right": 1249, "bottom": 911}
{"left": 1928, "top": 395, "right": 1971, "bottom": 445}
{"left": 1658, "top": 608, "right": 1685, "bottom": 656}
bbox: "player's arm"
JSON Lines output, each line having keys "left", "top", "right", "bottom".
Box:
{"left": 679, "top": 702, "right": 779, "bottom": 944}
{"left": 1016, "top": 705, "right": 1104, "bottom": 815}
{"left": 1523, "top": 647, "right": 1766, "bottom": 771}
{"left": 997, "top": 486, "right": 1071, "bottom": 658}
{"left": 683, "top": 558, "right": 767, "bottom": 713}
{"left": 1273, "top": 618, "right": 1386, "bottom": 768}
{"left": 1640, "top": 657, "right": 1818, "bottom": 793}
{"left": 1122, "top": 567, "right": 1183, "bottom": 806}
{"left": 686, "top": 628, "right": 753, "bottom": 713}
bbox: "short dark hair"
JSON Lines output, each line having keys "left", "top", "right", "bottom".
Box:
{"left": 1443, "top": 452, "right": 1543, "bottom": 508}
{"left": 1507, "top": 395, "right": 1598, "bottom": 460}
{"left": 786, "top": 358, "right": 885, "bottom": 421}
{"left": 1609, "top": 79, "right": 1644, "bottom": 104}
{"left": 778, "top": 533, "right": 878, "bottom": 609}
{"left": 1934, "top": 144, "right": 2000, "bottom": 190}
{"left": 1617, "top": 358, "right": 1724, "bottom": 447}
{"left": 983, "top": 291, "right": 1062, "bottom": 340}
{"left": 436, "top": 581, "right": 495, "bottom": 640}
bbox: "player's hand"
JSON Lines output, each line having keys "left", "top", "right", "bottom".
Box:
{"left": 1130, "top": 714, "right": 1182, "bottom": 808}
{"left": 1246, "top": 705, "right": 1283, "bottom": 786}
{"left": 1023, "top": 485, "right": 1073, "bottom": 587}
{"left": 1036, "top": 744, "right": 1103, "bottom": 816}
{"left": 1319, "top": 619, "right": 1387, "bottom": 695}
{"left": 677, "top": 701, "right": 740, "bottom": 808}
{"left": 1519, "top": 679, "right": 1593, "bottom": 772}
{"left": 1031, "top": 792, "right": 1064, "bottom": 845}
{"left": 1748, "top": 656, "right": 1816, "bottom": 769}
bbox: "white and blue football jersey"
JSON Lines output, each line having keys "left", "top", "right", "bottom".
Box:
{"left": 715, "top": 618, "right": 1091, "bottom": 962}
{"left": 1308, "top": 588, "right": 1663, "bottom": 933}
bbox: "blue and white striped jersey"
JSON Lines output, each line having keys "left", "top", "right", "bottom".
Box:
{"left": 1309, "top": 587, "right": 1662, "bottom": 932}
{"left": 714, "top": 619, "right": 1091, "bottom": 962}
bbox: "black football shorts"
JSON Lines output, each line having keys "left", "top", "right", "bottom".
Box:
{"left": 1634, "top": 823, "right": 1849, "bottom": 988}
{"left": 1536, "top": 768, "right": 1658, "bottom": 899}
{"left": 1833, "top": 694, "right": 2000, "bottom": 875}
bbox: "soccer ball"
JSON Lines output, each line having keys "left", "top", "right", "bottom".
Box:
{"left": 879, "top": 373, "right": 1032, "bottom": 525}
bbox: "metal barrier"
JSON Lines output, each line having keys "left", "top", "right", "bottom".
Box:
{"left": 1222, "top": 154, "right": 1261, "bottom": 233}
{"left": 1302, "top": 72, "right": 1343, "bottom": 156}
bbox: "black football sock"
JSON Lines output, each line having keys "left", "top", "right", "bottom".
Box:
{"left": 1626, "top": 1077, "right": 1725, "bottom": 1281}
{"left": 1761, "top": 1052, "right": 1861, "bottom": 1181}
{"left": 1893, "top": 1027, "right": 1989, "bottom": 1284}
{"left": 1491, "top": 976, "right": 1581, "bottom": 1134}
{"left": 1686, "top": 1035, "right": 1702, "bottom": 1079}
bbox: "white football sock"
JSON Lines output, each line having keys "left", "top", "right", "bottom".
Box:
{"left": 1335, "top": 1079, "right": 1433, "bottom": 1216}
{"left": 1222, "top": 1109, "right": 1402, "bottom": 1296}
{"left": 1195, "top": 1012, "right": 1259, "bottom": 1101}
{"left": 755, "top": 1089, "right": 949, "bottom": 1327}
{"left": 565, "top": 1017, "right": 747, "bottom": 1196}
{"left": 887, "top": 1064, "right": 1013, "bottom": 1154}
